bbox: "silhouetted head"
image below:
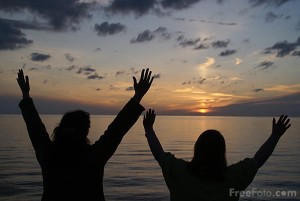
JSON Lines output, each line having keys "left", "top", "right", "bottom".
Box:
{"left": 52, "top": 110, "right": 90, "bottom": 147}
{"left": 189, "top": 129, "right": 227, "bottom": 181}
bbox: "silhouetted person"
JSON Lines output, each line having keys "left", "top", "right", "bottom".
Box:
{"left": 17, "top": 68, "right": 154, "bottom": 201}
{"left": 143, "top": 109, "right": 291, "bottom": 201}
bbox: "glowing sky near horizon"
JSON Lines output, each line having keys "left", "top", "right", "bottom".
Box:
{"left": 0, "top": 0, "right": 299, "bottom": 115}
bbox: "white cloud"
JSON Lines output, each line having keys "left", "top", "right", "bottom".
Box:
{"left": 235, "top": 58, "right": 242, "bottom": 65}
{"left": 198, "top": 57, "right": 215, "bottom": 69}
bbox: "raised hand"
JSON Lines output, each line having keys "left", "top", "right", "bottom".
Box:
{"left": 17, "top": 69, "right": 30, "bottom": 98}
{"left": 132, "top": 68, "right": 154, "bottom": 103}
{"left": 143, "top": 109, "right": 156, "bottom": 130}
{"left": 272, "top": 115, "right": 291, "bottom": 138}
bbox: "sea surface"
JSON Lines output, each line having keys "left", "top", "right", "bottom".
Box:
{"left": 0, "top": 115, "right": 299, "bottom": 201}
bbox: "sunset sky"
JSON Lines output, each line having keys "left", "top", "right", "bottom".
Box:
{"left": 0, "top": 0, "right": 300, "bottom": 116}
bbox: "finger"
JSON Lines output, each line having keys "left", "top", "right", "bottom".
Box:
{"left": 272, "top": 117, "right": 275, "bottom": 126}
{"left": 133, "top": 76, "right": 137, "bottom": 86}
{"left": 286, "top": 124, "right": 291, "bottom": 130}
{"left": 26, "top": 76, "right": 29, "bottom": 86}
{"left": 281, "top": 115, "right": 288, "bottom": 123}
{"left": 283, "top": 118, "right": 290, "bottom": 127}
{"left": 149, "top": 76, "right": 154, "bottom": 85}
{"left": 278, "top": 115, "right": 284, "bottom": 122}
{"left": 140, "top": 69, "right": 145, "bottom": 81}
{"left": 146, "top": 70, "right": 152, "bottom": 82}
{"left": 144, "top": 68, "right": 149, "bottom": 80}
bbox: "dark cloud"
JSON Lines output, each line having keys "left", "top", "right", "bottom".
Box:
{"left": 292, "top": 51, "right": 300, "bottom": 57}
{"left": 219, "top": 49, "right": 236, "bottom": 56}
{"left": 30, "top": 53, "right": 51, "bottom": 62}
{"left": 182, "top": 77, "right": 206, "bottom": 85}
{"left": 131, "top": 27, "right": 171, "bottom": 43}
{"left": 66, "top": 65, "right": 78, "bottom": 71}
{"left": 94, "top": 22, "right": 126, "bottom": 36}
{"left": 161, "top": 0, "right": 202, "bottom": 10}
{"left": 115, "top": 70, "right": 126, "bottom": 76}
{"left": 87, "top": 73, "right": 105, "bottom": 80}
{"left": 106, "top": 0, "right": 156, "bottom": 16}
{"left": 125, "top": 86, "right": 134, "bottom": 91}
{"left": 0, "top": 20, "right": 33, "bottom": 50}
{"left": 153, "top": 73, "right": 161, "bottom": 78}
{"left": 177, "top": 35, "right": 201, "bottom": 48}
{"left": 0, "top": 0, "right": 92, "bottom": 31}
{"left": 209, "top": 92, "right": 300, "bottom": 117}
{"left": 265, "top": 12, "right": 289, "bottom": 23}
{"left": 64, "top": 53, "right": 75, "bottom": 62}
{"left": 243, "top": 38, "right": 250, "bottom": 43}
{"left": 256, "top": 61, "right": 275, "bottom": 70}
{"left": 131, "top": 30, "right": 155, "bottom": 43}
{"left": 254, "top": 88, "right": 264, "bottom": 92}
{"left": 95, "top": 48, "right": 102, "bottom": 52}
{"left": 0, "top": 18, "right": 49, "bottom": 31}
{"left": 248, "top": 0, "right": 291, "bottom": 7}
{"left": 77, "top": 66, "right": 96, "bottom": 75}
{"left": 194, "top": 43, "right": 209, "bottom": 50}
{"left": 263, "top": 36, "right": 300, "bottom": 57}
{"left": 212, "top": 40, "right": 230, "bottom": 48}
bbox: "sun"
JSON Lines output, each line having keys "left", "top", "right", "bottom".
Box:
{"left": 198, "top": 109, "right": 208, "bottom": 114}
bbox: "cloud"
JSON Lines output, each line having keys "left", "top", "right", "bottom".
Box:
{"left": 131, "top": 30, "right": 155, "bottom": 43}
{"left": 94, "top": 22, "right": 126, "bottom": 36}
{"left": 0, "top": 0, "right": 92, "bottom": 31}
{"left": 30, "top": 53, "right": 51, "bottom": 62}
{"left": 66, "top": 65, "right": 78, "bottom": 71}
{"left": 194, "top": 43, "right": 209, "bottom": 50}
{"left": 106, "top": 0, "right": 156, "bottom": 16}
{"left": 182, "top": 77, "right": 206, "bottom": 86}
{"left": 235, "top": 58, "right": 242, "bottom": 65}
{"left": 219, "top": 49, "right": 236, "bottom": 56}
{"left": 153, "top": 73, "right": 161, "bottom": 78}
{"left": 254, "top": 88, "right": 264, "bottom": 92}
{"left": 125, "top": 86, "right": 134, "bottom": 91}
{"left": 64, "top": 53, "right": 75, "bottom": 62}
{"left": 248, "top": 0, "right": 292, "bottom": 7}
{"left": 198, "top": 57, "right": 215, "bottom": 68}
{"left": 212, "top": 40, "right": 230, "bottom": 48}
{"left": 264, "top": 12, "right": 289, "bottom": 23}
{"left": 177, "top": 35, "right": 201, "bottom": 48}
{"left": 161, "top": 0, "right": 202, "bottom": 10}
{"left": 0, "top": 18, "right": 49, "bottom": 31}
{"left": 256, "top": 61, "right": 275, "bottom": 70}
{"left": 292, "top": 51, "right": 300, "bottom": 57}
{"left": 0, "top": 20, "right": 33, "bottom": 50}
{"left": 77, "top": 66, "right": 96, "bottom": 75}
{"left": 209, "top": 92, "right": 300, "bottom": 117}
{"left": 87, "top": 73, "right": 105, "bottom": 80}
{"left": 263, "top": 36, "right": 300, "bottom": 57}
{"left": 131, "top": 27, "right": 171, "bottom": 43}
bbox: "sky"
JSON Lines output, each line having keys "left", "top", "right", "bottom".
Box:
{"left": 0, "top": 0, "right": 300, "bottom": 116}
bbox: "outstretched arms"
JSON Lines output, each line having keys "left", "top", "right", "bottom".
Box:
{"left": 17, "top": 69, "right": 51, "bottom": 161}
{"left": 17, "top": 69, "right": 30, "bottom": 99}
{"left": 132, "top": 68, "right": 154, "bottom": 103}
{"left": 143, "top": 109, "right": 164, "bottom": 162}
{"left": 94, "top": 68, "right": 154, "bottom": 163}
{"left": 254, "top": 115, "right": 291, "bottom": 168}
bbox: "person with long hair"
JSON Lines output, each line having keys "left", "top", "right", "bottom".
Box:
{"left": 143, "top": 109, "right": 291, "bottom": 201}
{"left": 17, "top": 68, "right": 154, "bottom": 201}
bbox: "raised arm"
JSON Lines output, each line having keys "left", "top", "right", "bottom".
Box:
{"left": 143, "top": 109, "right": 164, "bottom": 162}
{"left": 17, "top": 69, "right": 51, "bottom": 160}
{"left": 254, "top": 115, "right": 291, "bottom": 168}
{"left": 94, "top": 68, "right": 154, "bottom": 163}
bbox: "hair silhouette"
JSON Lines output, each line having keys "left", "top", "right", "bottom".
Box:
{"left": 188, "top": 129, "right": 227, "bottom": 181}
{"left": 52, "top": 110, "right": 91, "bottom": 147}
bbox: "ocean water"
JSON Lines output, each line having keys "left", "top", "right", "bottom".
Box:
{"left": 0, "top": 115, "right": 299, "bottom": 201}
